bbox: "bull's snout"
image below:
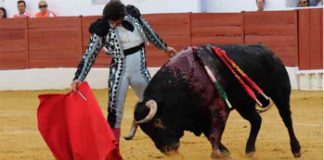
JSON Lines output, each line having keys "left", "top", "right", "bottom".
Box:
{"left": 161, "top": 143, "right": 180, "bottom": 155}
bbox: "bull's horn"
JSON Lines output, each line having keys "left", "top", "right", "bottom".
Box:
{"left": 136, "top": 100, "right": 158, "bottom": 124}
{"left": 124, "top": 120, "right": 138, "bottom": 140}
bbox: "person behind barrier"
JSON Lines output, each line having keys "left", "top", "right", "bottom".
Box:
{"left": 299, "top": 0, "right": 310, "bottom": 7}
{"left": 0, "top": 7, "right": 7, "bottom": 19}
{"left": 35, "top": 0, "right": 56, "bottom": 18}
{"left": 256, "top": 0, "right": 265, "bottom": 11}
{"left": 70, "top": 0, "right": 176, "bottom": 151}
{"left": 309, "top": 0, "right": 323, "bottom": 6}
{"left": 13, "top": 0, "right": 30, "bottom": 18}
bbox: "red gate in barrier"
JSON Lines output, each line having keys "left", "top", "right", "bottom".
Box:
{"left": 298, "top": 9, "right": 323, "bottom": 70}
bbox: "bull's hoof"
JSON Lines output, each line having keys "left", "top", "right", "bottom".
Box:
{"left": 293, "top": 152, "right": 301, "bottom": 158}
{"left": 245, "top": 147, "right": 255, "bottom": 156}
{"left": 220, "top": 150, "right": 231, "bottom": 157}
{"left": 211, "top": 152, "right": 232, "bottom": 160}
{"left": 164, "top": 152, "right": 184, "bottom": 160}
{"left": 220, "top": 144, "right": 230, "bottom": 155}
{"left": 246, "top": 152, "right": 256, "bottom": 158}
{"left": 291, "top": 140, "right": 301, "bottom": 158}
{"left": 164, "top": 150, "right": 180, "bottom": 157}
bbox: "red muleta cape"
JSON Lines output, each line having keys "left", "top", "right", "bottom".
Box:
{"left": 37, "top": 82, "right": 122, "bottom": 160}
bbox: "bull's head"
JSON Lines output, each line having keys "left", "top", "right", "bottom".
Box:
{"left": 124, "top": 100, "right": 182, "bottom": 155}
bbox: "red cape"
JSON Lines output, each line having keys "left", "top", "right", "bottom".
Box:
{"left": 37, "top": 82, "right": 122, "bottom": 160}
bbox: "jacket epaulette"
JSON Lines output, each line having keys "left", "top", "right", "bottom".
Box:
{"left": 89, "top": 18, "right": 110, "bottom": 37}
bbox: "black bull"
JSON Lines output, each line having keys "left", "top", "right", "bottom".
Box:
{"left": 125, "top": 44, "right": 301, "bottom": 158}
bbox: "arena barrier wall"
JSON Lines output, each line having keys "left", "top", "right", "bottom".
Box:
{"left": 0, "top": 9, "right": 322, "bottom": 90}
{"left": 28, "top": 17, "right": 83, "bottom": 68}
{"left": 298, "top": 8, "right": 323, "bottom": 70}
{"left": 190, "top": 13, "right": 244, "bottom": 45}
{"left": 244, "top": 10, "right": 299, "bottom": 67}
{"left": 297, "top": 8, "right": 323, "bottom": 90}
{"left": 144, "top": 13, "right": 192, "bottom": 67}
{"left": 0, "top": 18, "right": 28, "bottom": 69}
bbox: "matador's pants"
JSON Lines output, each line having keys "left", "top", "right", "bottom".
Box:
{"left": 107, "top": 48, "right": 151, "bottom": 128}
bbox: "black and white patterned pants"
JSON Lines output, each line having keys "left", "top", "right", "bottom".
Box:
{"left": 107, "top": 48, "right": 151, "bottom": 128}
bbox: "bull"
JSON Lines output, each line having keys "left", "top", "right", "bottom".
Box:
{"left": 124, "top": 44, "right": 301, "bottom": 159}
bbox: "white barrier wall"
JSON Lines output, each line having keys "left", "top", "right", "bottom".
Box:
{"left": 297, "top": 70, "right": 323, "bottom": 91}
{"left": 0, "top": 68, "right": 159, "bottom": 90}
{"left": 0, "top": 67, "right": 304, "bottom": 91}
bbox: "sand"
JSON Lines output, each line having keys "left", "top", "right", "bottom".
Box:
{"left": 0, "top": 89, "right": 322, "bottom": 160}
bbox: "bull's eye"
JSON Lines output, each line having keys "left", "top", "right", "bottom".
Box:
{"left": 154, "top": 118, "right": 166, "bottom": 129}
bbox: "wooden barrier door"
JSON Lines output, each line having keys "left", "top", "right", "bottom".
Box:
{"left": 28, "top": 17, "right": 83, "bottom": 68}
{"left": 190, "top": 13, "right": 244, "bottom": 45}
{"left": 0, "top": 18, "right": 28, "bottom": 69}
{"left": 243, "top": 10, "right": 299, "bottom": 67}
{"left": 144, "top": 13, "right": 191, "bottom": 67}
{"left": 298, "top": 8, "right": 323, "bottom": 70}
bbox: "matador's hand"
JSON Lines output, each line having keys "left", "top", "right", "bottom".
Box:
{"left": 164, "top": 47, "right": 177, "bottom": 57}
{"left": 71, "top": 80, "right": 81, "bottom": 91}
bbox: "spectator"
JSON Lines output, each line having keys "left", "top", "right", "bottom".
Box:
{"left": 13, "top": 0, "right": 30, "bottom": 18}
{"left": 299, "top": 0, "right": 310, "bottom": 7}
{"left": 35, "top": 0, "right": 56, "bottom": 18}
{"left": 0, "top": 7, "right": 7, "bottom": 19}
{"left": 256, "top": 0, "right": 265, "bottom": 11}
{"left": 309, "top": 0, "right": 323, "bottom": 6}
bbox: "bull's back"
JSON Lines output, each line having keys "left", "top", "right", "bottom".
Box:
{"left": 215, "top": 44, "right": 291, "bottom": 106}
{"left": 147, "top": 47, "right": 216, "bottom": 107}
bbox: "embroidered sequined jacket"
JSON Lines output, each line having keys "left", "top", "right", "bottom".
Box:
{"left": 73, "top": 5, "right": 168, "bottom": 81}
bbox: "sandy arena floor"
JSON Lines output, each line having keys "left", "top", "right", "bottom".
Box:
{"left": 0, "top": 89, "right": 322, "bottom": 160}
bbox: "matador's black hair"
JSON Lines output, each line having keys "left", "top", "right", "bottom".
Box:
{"left": 103, "top": 0, "right": 126, "bottom": 21}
